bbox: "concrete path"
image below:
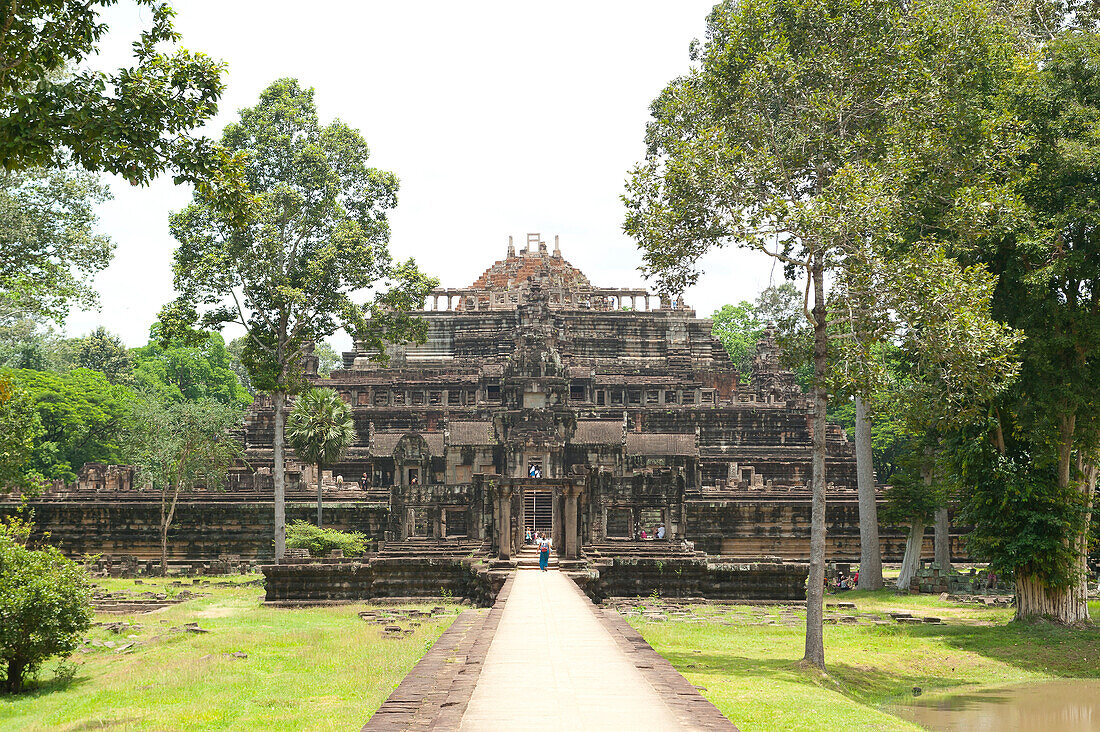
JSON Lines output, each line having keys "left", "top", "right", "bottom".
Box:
{"left": 458, "top": 569, "right": 717, "bottom": 731}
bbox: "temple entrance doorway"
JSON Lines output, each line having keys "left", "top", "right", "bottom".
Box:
{"left": 524, "top": 490, "right": 553, "bottom": 535}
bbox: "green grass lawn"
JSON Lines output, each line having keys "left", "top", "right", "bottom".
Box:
{"left": 0, "top": 574, "right": 461, "bottom": 731}
{"left": 628, "top": 592, "right": 1100, "bottom": 732}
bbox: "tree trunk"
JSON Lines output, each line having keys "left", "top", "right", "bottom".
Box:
{"left": 1016, "top": 412, "right": 1091, "bottom": 623}
{"left": 160, "top": 488, "right": 168, "bottom": 576}
{"left": 5, "top": 658, "right": 25, "bottom": 693}
{"left": 854, "top": 395, "right": 882, "bottom": 590}
{"left": 804, "top": 254, "right": 827, "bottom": 671}
{"left": 273, "top": 390, "right": 287, "bottom": 563}
{"left": 1015, "top": 572, "right": 1090, "bottom": 623}
{"left": 316, "top": 461, "right": 323, "bottom": 528}
{"left": 934, "top": 506, "right": 951, "bottom": 571}
{"left": 896, "top": 519, "right": 926, "bottom": 591}
{"left": 161, "top": 520, "right": 169, "bottom": 576}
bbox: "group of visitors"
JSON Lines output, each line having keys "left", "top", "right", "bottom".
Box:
{"left": 524, "top": 528, "right": 553, "bottom": 570}
{"left": 831, "top": 570, "right": 859, "bottom": 591}
{"left": 639, "top": 524, "right": 666, "bottom": 540}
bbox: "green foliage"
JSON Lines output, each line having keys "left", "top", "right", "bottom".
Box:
{"left": 0, "top": 314, "right": 80, "bottom": 373}
{"left": 124, "top": 394, "right": 242, "bottom": 568}
{"left": 286, "top": 388, "right": 355, "bottom": 472}
{"left": 9, "top": 368, "right": 135, "bottom": 482}
{"left": 0, "top": 166, "right": 113, "bottom": 324}
{"left": 312, "top": 341, "right": 343, "bottom": 377}
{"left": 131, "top": 326, "right": 251, "bottom": 407}
{"left": 949, "top": 31, "right": 1100, "bottom": 592}
{"left": 0, "top": 374, "right": 44, "bottom": 492}
{"left": 711, "top": 284, "right": 814, "bottom": 389}
{"left": 710, "top": 301, "right": 763, "bottom": 379}
{"left": 124, "top": 396, "right": 242, "bottom": 497}
{"left": 951, "top": 423, "right": 1088, "bottom": 589}
{"left": 164, "top": 77, "right": 437, "bottom": 394}
{"left": 880, "top": 446, "right": 947, "bottom": 527}
{"left": 224, "top": 336, "right": 255, "bottom": 397}
{"left": 76, "top": 327, "right": 131, "bottom": 385}
{"left": 0, "top": 1, "right": 226, "bottom": 189}
{"left": 284, "top": 520, "right": 367, "bottom": 557}
{"left": 828, "top": 396, "right": 914, "bottom": 484}
{"left": 0, "top": 518, "right": 94, "bottom": 693}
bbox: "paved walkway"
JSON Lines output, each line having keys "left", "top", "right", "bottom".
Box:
{"left": 458, "top": 570, "right": 716, "bottom": 731}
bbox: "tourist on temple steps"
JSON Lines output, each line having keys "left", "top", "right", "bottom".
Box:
{"left": 657, "top": 524, "right": 666, "bottom": 539}
{"left": 538, "top": 533, "right": 551, "bottom": 570}
{"left": 525, "top": 528, "right": 532, "bottom": 545}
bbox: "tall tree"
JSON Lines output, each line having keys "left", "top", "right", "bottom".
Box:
{"left": 287, "top": 387, "right": 355, "bottom": 527}
{"left": 165, "top": 79, "right": 436, "bottom": 561}
{"left": 77, "top": 327, "right": 131, "bottom": 384}
{"left": 624, "top": 0, "right": 1021, "bottom": 668}
{"left": 953, "top": 30, "right": 1100, "bottom": 622}
{"left": 0, "top": 166, "right": 112, "bottom": 324}
{"left": 125, "top": 396, "right": 241, "bottom": 572}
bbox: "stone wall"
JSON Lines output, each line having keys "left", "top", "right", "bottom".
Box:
{"left": 261, "top": 555, "right": 507, "bottom": 607}
{"left": 586, "top": 556, "right": 809, "bottom": 602}
{"left": 684, "top": 496, "right": 968, "bottom": 561}
{"left": 0, "top": 496, "right": 389, "bottom": 561}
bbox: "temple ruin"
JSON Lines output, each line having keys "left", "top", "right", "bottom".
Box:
{"left": 3, "top": 234, "right": 962, "bottom": 596}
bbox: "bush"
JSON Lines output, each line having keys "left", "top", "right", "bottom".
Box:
{"left": 285, "top": 520, "right": 368, "bottom": 557}
{"left": 0, "top": 519, "right": 93, "bottom": 693}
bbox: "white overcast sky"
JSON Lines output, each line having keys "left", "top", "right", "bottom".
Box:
{"left": 67, "top": 1, "right": 786, "bottom": 350}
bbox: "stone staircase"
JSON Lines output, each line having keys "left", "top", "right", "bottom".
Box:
{"left": 516, "top": 544, "right": 558, "bottom": 570}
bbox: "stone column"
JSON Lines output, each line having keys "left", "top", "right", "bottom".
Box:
{"left": 497, "top": 485, "right": 513, "bottom": 561}
{"left": 564, "top": 485, "right": 580, "bottom": 559}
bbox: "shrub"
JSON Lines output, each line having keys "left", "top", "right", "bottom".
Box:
{"left": 285, "top": 520, "right": 367, "bottom": 557}
{"left": 0, "top": 519, "right": 93, "bottom": 693}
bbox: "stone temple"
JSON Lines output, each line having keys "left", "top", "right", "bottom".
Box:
{"left": 246, "top": 233, "right": 860, "bottom": 561}
{"left": 8, "top": 233, "right": 945, "bottom": 596}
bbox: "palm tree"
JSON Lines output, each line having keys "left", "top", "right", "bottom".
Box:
{"left": 286, "top": 388, "right": 356, "bottom": 527}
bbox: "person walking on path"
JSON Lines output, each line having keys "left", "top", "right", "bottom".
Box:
{"left": 538, "top": 533, "right": 551, "bottom": 571}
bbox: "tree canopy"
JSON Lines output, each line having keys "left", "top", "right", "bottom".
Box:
{"left": 9, "top": 368, "right": 134, "bottom": 482}
{"left": 0, "top": 0, "right": 226, "bottom": 188}
{"left": 0, "top": 374, "right": 44, "bottom": 492}
{"left": 131, "top": 327, "right": 251, "bottom": 407}
{"left": 77, "top": 327, "right": 131, "bottom": 385}
{"left": 0, "top": 166, "right": 113, "bottom": 324}
{"left": 710, "top": 302, "right": 763, "bottom": 380}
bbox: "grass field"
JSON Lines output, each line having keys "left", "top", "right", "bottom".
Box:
{"left": 628, "top": 592, "right": 1100, "bottom": 732}
{"left": 0, "top": 575, "right": 461, "bottom": 731}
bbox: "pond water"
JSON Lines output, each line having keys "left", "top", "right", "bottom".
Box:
{"left": 890, "top": 679, "right": 1100, "bottom": 731}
